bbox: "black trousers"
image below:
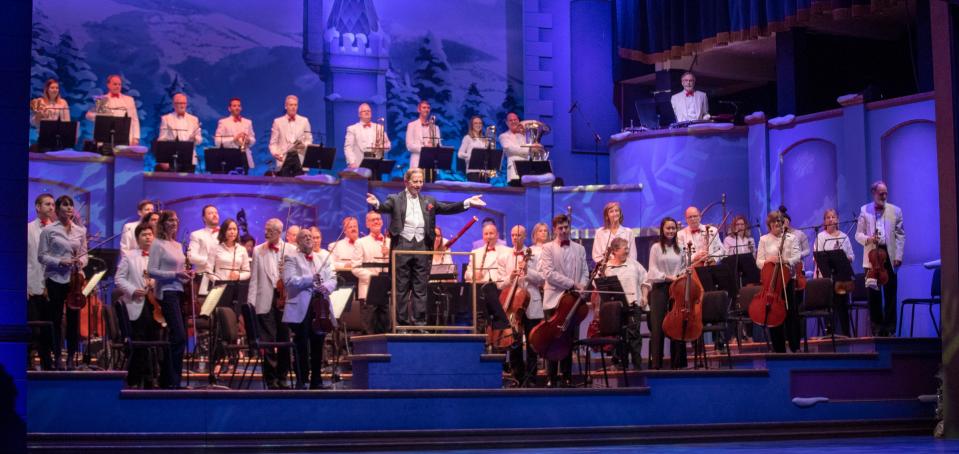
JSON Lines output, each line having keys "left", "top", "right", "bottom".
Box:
{"left": 257, "top": 300, "right": 291, "bottom": 387}
{"left": 867, "top": 247, "right": 898, "bottom": 334}
{"left": 543, "top": 308, "right": 576, "bottom": 381}
{"left": 28, "top": 294, "right": 54, "bottom": 369}
{"left": 768, "top": 282, "right": 801, "bottom": 353}
{"left": 45, "top": 280, "right": 79, "bottom": 362}
{"left": 159, "top": 290, "right": 186, "bottom": 389}
{"left": 288, "top": 305, "right": 327, "bottom": 388}
{"left": 522, "top": 316, "right": 543, "bottom": 383}
{"left": 618, "top": 305, "right": 644, "bottom": 370}
{"left": 825, "top": 292, "right": 852, "bottom": 337}
{"left": 127, "top": 312, "right": 160, "bottom": 387}
{"left": 647, "top": 283, "right": 687, "bottom": 369}
{"left": 393, "top": 236, "right": 430, "bottom": 324}
{"left": 477, "top": 283, "right": 510, "bottom": 332}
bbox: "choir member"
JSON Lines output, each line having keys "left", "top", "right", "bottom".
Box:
{"left": 86, "top": 74, "right": 140, "bottom": 145}
{"left": 344, "top": 103, "right": 389, "bottom": 169}
{"left": 677, "top": 206, "right": 725, "bottom": 266}
{"left": 269, "top": 95, "right": 313, "bottom": 176}
{"left": 37, "top": 195, "right": 87, "bottom": 370}
{"left": 120, "top": 200, "right": 155, "bottom": 255}
{"left": 27, "top": 193, "right": 55, "bottom": 370}
{"left": 214, "top": 97, "right": 256, "bottom": 169}
{"left": 670, "top": 72, "right": 709, "bottom": 123}
{"left": 756, "top": 210, "right": 803, "bottom": 353}
{"left": 404, "top": 99, "right": 440, "bottom": 170}
{"left": 157, "top": 93, "right": 203, "bottom": 164}
{"left": 187, "top": 205, "right": 220, "bottom": 275}
{"left": 366, "top": 168, "right": 484, "bottom": 326}
{"left": 592, "top": 201, "right": 636, "bottom": 264}
{"left": 457, "top": 115, "right": 489, "bottom": 182}
{"left": 815, "top": 208, "right": 856, "bottom": 337}
{"left": 497, "top": 225, "right": 546, "bottom": 386}
{"left": 642, "top": 217, "right": 686, "bottom": 369}
{"left": 115, "top": 223, "right": 161, "bottom": 388}
{"left": 30, "top": 79, "right": 70, "bottom": 128}
{"left": 328, "top": 217, "right": 360, "bottom": 270}
{"left": 247, "top": 218, "right": 293, "bottom": 389}
{"left": 538, "top": 214, "right": 589, "bottom": 387}
{"left": 206, "top": 218, "right": 252, "bottom": 310}
{"left": 855, "top": 181, "right": 905, "bottom": 336}
{"left": 604, "top": 237, "right": 647, "bottom": 370}
{"left": 147, "top": 210, "right": 192, "bottom": 388}
{"left": 283, "top": 229, "right": 336, "bottom": 389}
{"left": 723, "top": 214, "right": 755, "bottom": 256}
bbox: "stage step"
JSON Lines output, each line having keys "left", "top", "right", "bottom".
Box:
{"left": 350, "top": 334, "right": 503, "bottom": 389}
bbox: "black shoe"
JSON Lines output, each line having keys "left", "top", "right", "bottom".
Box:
{"left": 294, "top": 382, "right": 308, "bottom": 390}
{"left": 561, "top": 377, "right": 573, "bottom": 388}
{"left": 65, "top": 357, "right": 75, "bottom": 371}
{"left": 545, "top": 378, "right": 557, "bottom": 389}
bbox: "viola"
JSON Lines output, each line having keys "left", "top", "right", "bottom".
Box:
{"left": 794, "top": 260, "right": 808, "bottom": 291}
{"left": 749, "top": 231, "right": 790, "bottom": 327}
{"left": 662, "top": 242, "right": 704, "bottom": 342}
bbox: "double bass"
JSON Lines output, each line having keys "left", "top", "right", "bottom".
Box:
{"left": 662, "top": 242, "right": 704, "bottom": 342}
{"left": 749, "top": 226, "right": 790, "bottom": 327}
{"left": 866, "top": 207, "right": 890, "bottom": 286}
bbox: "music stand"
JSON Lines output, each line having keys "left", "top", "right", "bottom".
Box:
{"left": 515, "top": 160, "right": 552, "bottom": 178}
{"left": 814, "top": 250, "right": 854, "bottom": 283}
{"left": 37, "top": 120, "right": 78, "bottom": 151}
{"left": 153, "top": 140, "right": 195, "bottom": 173}
{"left": 204, "top": 147, "right": 248, "bottom": 175}
{"left": 303, "top": 145, "right": 336, "bottom": 170}
{"left": 467, "top": 148, "right": 502, "bottom": 175}
{"left": 360, "top": 158, "right": 395, "bottom": 181}
{"left": 695, "top": 264, "right": 735, "bottom": 294}
{"left": 420, "top": 146, "right": 453, "bottom": 182}
{"left": 593, "top": 276, "right": 626, "bottom": 303}
{"left": 93, "top": 115, "right": 132, "bottom": 154}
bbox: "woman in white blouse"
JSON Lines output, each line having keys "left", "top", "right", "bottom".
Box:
{"left": 755, "top": 210, "right": 802, "bottom": 353}
{"left": 641, "top": 217, "right": 686, "bottom": 369}
{"left": 207, "top": 219, "right": 252, "bottom": 310}
{"left": 431, "top": 227, "right": 454, "bottom": 265}
{"left": 723, "top": 214, "right": 755, "bottom": 257}
{"left": 814, "top": 208, "right": 855, "bottom": 336}
{"left": 31, "top": 78, "right": 70, "bottom": 128}
{"left": 457, "top": 116, "right": 492, "bottom": 182}
{"left": 592, "top": 201, "right": 636, "bottom": 265}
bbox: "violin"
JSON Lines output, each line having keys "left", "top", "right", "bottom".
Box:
{"left": 144, "top": 269, "right": 167, "bottom": 328}
{"left": 866, "top": 207, "right": 890, "bottom": 286}
{"left": 749, "top": 228, "right": 790, "bottom": 327}
{"left": 66, "top": 259, "right": 87, "bottom": 310}
{"left": 274, "top": 243, "right": 288, "bottom": 311}
{"left": 662, "top": 242, "right": 704, "bottom": 342}
{"left": 310, "top": 274, "right": 337, "bottom": 334}
{"left": 492, "top": 248, "right": 533, "bottom": 349}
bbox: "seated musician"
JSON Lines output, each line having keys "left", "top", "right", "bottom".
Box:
{"left": 85, "top": 74, "right": 140, "bottom": 145}
{"left": 247, "top": 219, "right": 293, "bottom": 389}
{"left": 344, "top": 103, "right": 389, "bottom": 169}
{"left": 670, "top": 71, "right": 710, "bottom": 123}
{"left": 756, "top": 210, "right": 802, "bottom": 353}
{"left": 283, "top": 229, "right": 336, "bottom": 390}
{"left": 603, "top": 237, "right": 647, "bottom": 370}
{"left": 214, "top": 97, "right": 256, "bottom": 170}
{"left": 431, "top": 227, "right": 454, "bottom": 265}
{"left": 268, "top": 95, "right": 312, "bottom": 176}
{"left": 498, "top": 112, "right": 543, "bottom": 187}
{"left": 465, "top": 223, "right": 513, "bottom": 335}
{"left": 206, "top": 219, "right": 252, "bottom": 310}
{"left": 328, "top": 217, "right": 361, "bottom": 270}
{"left": 115, "top": 223, "right": 161, "bottom": 388}
{"left": 497, "top": 225, "right": 546, "bottom": 386}
{"left": 352, "top": 212, "right": 390, "bottom": 334}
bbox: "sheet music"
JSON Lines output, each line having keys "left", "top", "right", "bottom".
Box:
{"left": 202, "top": 285, "right": 226, "bottom": 317}
{"left": 81, "top": 270, "right": 107, "bottom": 297}
{"left": 329, "top": 287, "right": 353, "bottom": 318}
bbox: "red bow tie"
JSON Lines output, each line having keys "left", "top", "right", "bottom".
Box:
{"left": 111, "top": 93, "right": 120, "bottom": 99}
{"left": 232, "top": 116, "right": 242, "bottom": 123}
{"left": 514, "top": 250, "right": 524, "bottom": 256}
{"left": 141, "top": 251, "right": 150, "bottom": 257}
{"left": 349, "top": 238, "right": 356, "bottom": 245}
{"left": 363, "top": 123, "right": 371, "bottom": 128}
{"left": 40, "top": 219, "right": 51, "bottom": 226}
{"left": 560, "top": 240, "right": 570, "bottom": 247}
{"left": 269, "top": 244, "right": 280, "bottom": 252}
{"left": 486, "top": 246, "right": 496, "bottom": 252}
{"left": 685, "top": 91, "right": 694, "bottom": 97}
{"left": 373, "top": 234, "right": 384, "bottom": 242}
{"left": 691, "top": 227, "right": 701, "bottom": 233}
{"left": 305, "top": 254, "right": 313, "bottom": 261}
{"left": 287, "top": 116, "right": 296, "bottom": 122}
{"left": 211, "top": 227, "right": 220, "bottom": 233}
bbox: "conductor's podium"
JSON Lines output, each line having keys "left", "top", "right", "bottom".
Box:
{"left": 349, "top": 334, "right": 504, "bottom": 389}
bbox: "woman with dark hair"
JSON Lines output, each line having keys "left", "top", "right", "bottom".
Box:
{"left": 38, "top": 195, "right": 87, "bottom": 370}
{"left": 147, "top": 210, "right": 192, "bottom": 388}
{"left": 207, "top": 218, "right": 251, "bottom": 310}
{"left": 642, "top": 216, "right": 685, "bottom": 369}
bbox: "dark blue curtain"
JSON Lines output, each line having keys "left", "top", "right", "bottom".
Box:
{"left": 618, "top": 0, "right": 901, "bottom": 63}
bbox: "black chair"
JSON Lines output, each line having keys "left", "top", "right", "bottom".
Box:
{"left": 241, "top": 303, "right": 296, "bottom": 389}
{"left": 573, "top": 300, "right": 629, "bottom": 388}
{"left": 213, "top": 307, "right": 248, "bottom": 388}
{"left": 695, "top": 291, "right": 732, "bottom": 369}
{"left": 799, "top": 278, "right": 837, "bottom": 352}
{"left": 849, "top": 273, "right": 870, "bottom": 337}
{"left": 728, "top": 285, "right": 761, "bottom": 352}
{"left": 113, "top": 303, "right": 171, "bottom": 379}
{"left": 899, "top": 268, "right": 941, "bottom": 337}
{"left": 100, "top": 303, "right": 127, "bottom": 370}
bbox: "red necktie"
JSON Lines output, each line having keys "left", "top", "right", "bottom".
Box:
{"left": 685, "top": 92, "right": 693, "bottom": 97}
{"left": 141, "top": 251, "right": 149, "bottom": 257}
{"left": 560, "top": 241, "right": 570, "bottom": 247}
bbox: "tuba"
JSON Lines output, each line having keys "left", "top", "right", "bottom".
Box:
{"left": 520, "top": 120, "right": 550, "bottom": 161}
{"left": 94, "top": 95, "right": 109, "bottom": 114}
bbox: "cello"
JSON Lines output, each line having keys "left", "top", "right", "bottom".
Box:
{"left": 491, "top": 248, "right": 533, "bottom": 349}
{"left": 586, "top": 246, "right": 612, "bottom": 350}
{"left": 749, "top": 223, "right": 790, "bottom": 327}
{"left": 662, "top": 242, "right": 704, "bottom": 342}
{"left": 528, "top": 248, "right": 602, "bottom": 362}
{"left": 866, "top": 206, "right": 890, "bottom": 286}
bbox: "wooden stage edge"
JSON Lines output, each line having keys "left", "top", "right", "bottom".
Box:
{"left": 29, "top": 418, "right": 935, "bottom": 452}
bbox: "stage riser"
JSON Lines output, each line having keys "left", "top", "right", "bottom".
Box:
{"left": 350, "top": 335, "right": 503, "bottom": 389}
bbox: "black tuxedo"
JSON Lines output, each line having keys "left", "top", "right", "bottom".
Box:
{"left": 371, "top": 190, "right": 468, "bottom": 325}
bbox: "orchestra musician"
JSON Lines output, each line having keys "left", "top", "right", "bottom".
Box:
{"left": 642, "top": 217, "right": 686, "bottom": 370}
{"left": 187, "top": 205, "right": 220, "bottom": 276}
{"left": 30, "top": 79, "right": 70, "bottom": 128}
{"left": 723, "top": 214, "right": 755, "bottom": 256}
{"left": 27, "top": 193, "right": 55, "bottom": 370}
{"left": 815, "top": 208, "right": 856, "bottom": 337}
{"left": 471, "top": 218, "right": 507, "bottom": 250}
{"left": 677, "top": 206, "right": 725, "bottom": 267}
{"left": 366, "top": 168, "right": 485, "bottom": 326}
{"left": 269, "top": 95, "right": 313, "bottom": 177}
{"left": 497, "top": 225, "right": 546, "bottom": 386}
{"left": 120, "top": 200, "right": 155, "bottom": 255}
{"left": 309, "top": 226, "right": 323, "bottom": 254}
{"left": 344, "top": 103, "right": 389, "bottom": 169}
{"left": 405, "top": 99, "right": 440, "bottom": 170}
{"left": 147, "top": 210, "right": 192, "bottom": 389}
{"left": 499, "top": 112, "right": 542, "bottom": 187}
{"left": 114, "top": 223, "right": 161, "bottom": 388}
{"left": 206, "top": 218, "right": 252, "bottom": 311}
{"left": 85, "top": 74, "right": 140, "bottom": 145}
{"left": 351, "top": 212, "right": 390, "bottom": 334}
{"left": 157, "top": 93, "right": 202, "bottom": 164}
{"left": 214, "top": 97, "right": 256, "bottom": 169}
{"left": 465, "top": 223, "right": 512, "bottom": 334}
{"left": 247, "top": 218, "right": 293, "bottom": 389}
{"left": 283, "top": 229, "right": 336, "bottom": 390}
{"left": 592, "top": 201, "right": 636, "bottom": 264}
{"left": 431, "top": 227, "right": 454, "bottom": 266}
{"left": 603, "top": 237, "right": 647, "bottom": 370}
{"left": 457, "top": 115, "right": 489, "bottom": 182}
{"left": 756, "top": 210, "right": 803, "bottom": 353}
{"left": 531, "top": 222, "right": 550, "bottom": 248}
{"left": 286, "top": 225, "right": 300, "bottom": 245}
{"left": 328, "top": 217, "right": 360, "bottom": 270}
{"left": 670, "top": 72, "right": 709, "bottom": 123}
{"left": 37, "top": 195, "right": 87, "bottom": 371}
{"left": 855, "top": 181, "right": 905, "bottom": 337}
{"left": 538, "top": 214, "right": 589, "bottom": 387}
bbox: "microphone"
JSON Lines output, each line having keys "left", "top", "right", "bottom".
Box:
{"left": 568, "top": 101, "right": 578, "bottom": 114}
